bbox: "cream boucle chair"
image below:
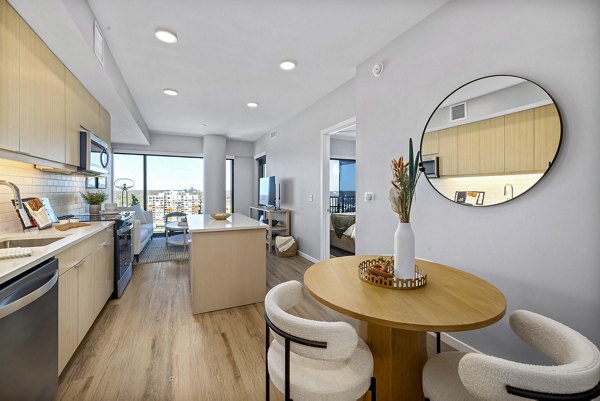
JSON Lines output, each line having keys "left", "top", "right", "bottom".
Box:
{"left": 265, "top": 280, "right": 376, "bottom": 401}
{"left": 423, "top": 310, "right": 600, "bottom": 401}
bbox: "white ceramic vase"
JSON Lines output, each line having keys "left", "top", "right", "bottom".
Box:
{"left": 394, "top": 222, "right": 415, "bottom": 279}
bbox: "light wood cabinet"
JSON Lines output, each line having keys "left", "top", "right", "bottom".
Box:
{"left": 437, "top": 127, "right": 458, "bottom": 176}
{"left": 457, "top": 122, "right": 480, "bottom": 175}
{"left": 534, "top": 104, "right": 560, "bottom": 171}
{"left": 58, "top": 265, "right": 78, "bottom": 374}
{"left": 65, "top": 70, "right": 85, "bottom": 166}
{"left": 57, "top": 227, "right": 114, "bottom": 374}
{"left": 505, "top": 109, "right": 535, "bottom": 173}
{"left": 0, "top": 0, "right": 19, "bottom": 152}
{"left": 19, "top": 18, "right": 66, "bottom": 162}
{"left": 81, "top": 87, "right": 99, "bottom": 134}
{"left": 479, "top": 116, "right": 505, "bottom": 174}
{"left": 97, "top": 105, "right": 111, "bottom": 144}
{"left": 1, "top": 1, "right": 111, "bottom": 166}
{"left": 421, "top": 131, "right": 439, "bottom": 155}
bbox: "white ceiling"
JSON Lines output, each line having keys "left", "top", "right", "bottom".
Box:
{"left": 88, "top": 0, "right": 448, "bottom": 141}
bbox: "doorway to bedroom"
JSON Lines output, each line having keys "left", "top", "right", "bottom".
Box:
{"left": 320, "top": 118, "right": 356, "bottom": 260}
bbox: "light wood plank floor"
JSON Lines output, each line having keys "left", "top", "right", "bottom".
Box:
{"left": 55, "top": 253, "right": 446, "bottom": 401}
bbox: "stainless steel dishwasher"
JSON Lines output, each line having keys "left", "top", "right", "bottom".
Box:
{"left": 0, "top": 257, "right": 58, "bottom": 401}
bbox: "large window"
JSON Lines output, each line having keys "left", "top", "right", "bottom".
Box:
{"left": 329, "top": 159, "right": 356, "bottom": 213}
{"left": 146, "top": 156, "right": 204, "bottom": 232}
{"left": 226, "top": 159, "right": 234, "bottom": 213}
{"left": 113, "top": 153, "right": 204, "bottom": 234}
{"left": 113, "top": 154, "right": 144, "bottom": 208}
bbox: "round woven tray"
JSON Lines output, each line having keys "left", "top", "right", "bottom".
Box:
{"left": 358, "top": 256, "right": 427, "bottom": 290}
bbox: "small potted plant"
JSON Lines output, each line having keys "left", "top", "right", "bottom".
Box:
{"left": 81, "top": 191, "right": 108, "bottom": 215}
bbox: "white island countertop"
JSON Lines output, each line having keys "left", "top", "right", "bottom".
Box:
{"left": 0, "top": 221, "right": 114, "bottom": 285}
{"left": 187, "top": 213, "right": 267, "bottom": 233}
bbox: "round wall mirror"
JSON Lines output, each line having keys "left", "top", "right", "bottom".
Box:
{"left": 420, "top": 75, "right": 561, "bottom": 206}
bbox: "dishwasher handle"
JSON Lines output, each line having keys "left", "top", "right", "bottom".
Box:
{"left": 0, "top": 270, "right": 58, "bottom": 320}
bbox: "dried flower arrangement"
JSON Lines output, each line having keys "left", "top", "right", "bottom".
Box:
{"left": 389, "top": 138, "right": 423, "bottom": 223}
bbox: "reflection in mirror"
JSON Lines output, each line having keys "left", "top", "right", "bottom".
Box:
{"left": 420, "top": 76, "right": 561, "bottom": 206}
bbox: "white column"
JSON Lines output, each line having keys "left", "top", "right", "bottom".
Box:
{"left": 203, "top": 135, "right": 226, "bottom": 214}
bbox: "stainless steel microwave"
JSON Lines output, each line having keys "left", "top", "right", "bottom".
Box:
{"left": 422, "top": 156, "right": 439, "bottom": 178}
{"left": 79, "top": 131, "right": 109, "bottom": 176}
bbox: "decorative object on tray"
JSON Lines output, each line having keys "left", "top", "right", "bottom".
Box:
{"left": 210, "top": 212, "right": 231, "bottom": 220}
{"left": 81, "top": 191, "right": 108, "bottom": 215}
{"left": 275, "top": 235, "right": 297, "bottom": 257}
{"left": 389, "top": 138, "right": 424, "bottom": 279}
{"left": 358, "top": 256, "right": 427, "bottom": 290}
{"left": 55, "top": 222, "right": 91, "bottom": 231}
{"left": 178, "top": 216, "right": 188, "bottom": 227}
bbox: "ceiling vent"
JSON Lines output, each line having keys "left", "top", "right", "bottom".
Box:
{"left": 270, "top": 130, "right": 277, "bottom": 140}
{"left": 449, "top": 102, "right": 467, "bottom": 122}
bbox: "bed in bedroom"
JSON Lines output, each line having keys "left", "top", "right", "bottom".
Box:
{"left": 330, "top": 212, "right": 355, "bottom": 254}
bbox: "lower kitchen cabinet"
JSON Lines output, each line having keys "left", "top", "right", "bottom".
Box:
{"left": 57, "top": 228, "right": 114, "bottom": 374}
{"left": 58, "top": 265, "right": 78, "bottom": 374}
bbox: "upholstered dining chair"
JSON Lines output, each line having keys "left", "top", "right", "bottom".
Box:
{"left": 422, "top": 310, "right": 600, "bottom": 401}
{"left": 265, "top": 280, "right": 376, "bottom": 401}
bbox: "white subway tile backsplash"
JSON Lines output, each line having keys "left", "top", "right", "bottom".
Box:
{"left": 0, "top": 158, "right": 89, "bottom": 233}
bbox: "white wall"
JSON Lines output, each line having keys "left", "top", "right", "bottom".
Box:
{"left": 331, "top": 138, "right": 356, "bottom": 160}
{"left": 233, "top": 157, "right": 254, "bottom": 215}
{"left": 355, "top": 0, "right": 600, "bottom": 361}
{"left": 254, "top": 80, "right": 356, "bottom": 258}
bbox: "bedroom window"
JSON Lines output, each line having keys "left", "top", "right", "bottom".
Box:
{"left": 329, "top": 159, "right": 356, "bottom": 213}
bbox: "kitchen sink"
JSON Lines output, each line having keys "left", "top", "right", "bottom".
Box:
{"left": 0, "top": 237, "right": 65, "bottom": 249}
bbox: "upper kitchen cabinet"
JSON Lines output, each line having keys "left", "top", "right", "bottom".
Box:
{"left": 421, "top": 131, "right": 439, "bottom": 155}
{"left": 437, "top": 127, "right": 458, "bottom": 176}
{"left": 19, "top": 18, "right": 66, "bottom": 162}
{"left": 534, "top": 104, "right": 561, "bottom": 171}
{"left": 0, "top": 0, "right": 19, "bottom": 152}
{"left": 97, "top": 105, "right": 111, "bottom": 144}
{"left": 504, "top": 108, "right": 535, "bottom": 173}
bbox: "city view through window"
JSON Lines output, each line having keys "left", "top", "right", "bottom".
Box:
{"left": 114, "top": 154, "right": 234, "bottom": 232}
{"left": 113, "top": 154, "right": 197, "bottom": 233}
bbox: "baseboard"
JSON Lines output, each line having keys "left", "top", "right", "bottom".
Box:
{"left": 429, "top": 332, "right": 480, "bottom": 353}
{"left": 297, "top": 250, "right": 320, "bottom": 264}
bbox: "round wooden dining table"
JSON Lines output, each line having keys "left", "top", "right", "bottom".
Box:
{"left": 304, "top": 256, "right": 506, "bottom": 401}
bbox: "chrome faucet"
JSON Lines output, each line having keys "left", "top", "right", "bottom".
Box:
{"left": 504, "top": 183, "right": 514, "bottom": 200}
{"left": 0, "top": 180, "right": 24, "bottom": 209}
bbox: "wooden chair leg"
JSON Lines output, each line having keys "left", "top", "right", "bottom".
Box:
{"left": 436, "top": 332, "right": 441, "bottom": 354}
{"left": 285, "top": 338, "right": 291, "bottom": 401}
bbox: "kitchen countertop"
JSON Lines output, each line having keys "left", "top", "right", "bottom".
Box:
{"left": 0, "top": 221, "right": 114, "bottom": 285}
{"left": 187, "top": 213, "right": 267, "bottom": 233}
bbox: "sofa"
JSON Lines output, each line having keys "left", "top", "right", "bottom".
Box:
{"left": 118, "top": 205, "right": 153, "bottom": 262}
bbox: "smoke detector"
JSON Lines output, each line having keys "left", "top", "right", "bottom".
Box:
{"left": 372, "top": 63, "right": 384, "bottom": 77}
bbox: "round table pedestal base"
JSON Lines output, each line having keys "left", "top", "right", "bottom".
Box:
{"left": 359, "top": 322, "right": 427, "bottom": 401}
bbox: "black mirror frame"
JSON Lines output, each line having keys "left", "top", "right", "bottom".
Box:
{"left": 419, "top": 74, "right": 563, "bottom": 207}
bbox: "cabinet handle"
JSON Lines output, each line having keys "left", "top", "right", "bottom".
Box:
{"left": 102, "top": 241, "right": 109, "bottom": 247}
{"left": 73, "top": 258, "right": 85, "bottom": 268}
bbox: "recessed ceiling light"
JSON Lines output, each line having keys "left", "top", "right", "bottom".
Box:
{"left": 163, "top": 89, "right": 178, "bottom": 96}
{"left": 154, "top": 29, "right": 178, "bottom": 44}
{"left": 279, "top": 60, "right": 296, "bottom": 70}
{"left": 200, "top": 124, "right": 207, "bottom": 127}
{"left": 247, "top": 102, "right": 259, "bottom": 108}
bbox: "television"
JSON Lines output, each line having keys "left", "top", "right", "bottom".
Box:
{"left": 259, "top": 176, "right": 276, "bottom": 207}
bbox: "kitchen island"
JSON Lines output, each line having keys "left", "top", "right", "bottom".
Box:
{"left": 187, "top": 213, "right": 267, "bottom": 314}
